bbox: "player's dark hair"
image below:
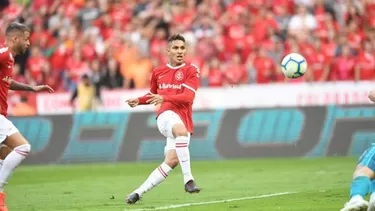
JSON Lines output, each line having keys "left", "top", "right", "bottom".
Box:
{"left": 168, "top": 34, "right": 185, "bottom": 44}
{"left": 5, "top": 22, "right": 30, "bottom": 36}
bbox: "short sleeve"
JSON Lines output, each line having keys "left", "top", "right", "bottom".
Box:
{"left": 181, "top": 65, "right": 200, "bottom": 93}
{"left": 149, "top": 70, "right": 158, "bottom": 94}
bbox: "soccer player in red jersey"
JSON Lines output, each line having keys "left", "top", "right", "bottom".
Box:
{"left": 125, "top": 34, "right": 201, "bottom": 204}
{"left": 0, "top": 22, "right": 54, "bottom": 211}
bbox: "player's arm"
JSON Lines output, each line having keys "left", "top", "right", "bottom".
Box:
{"left": 9, "top": 80, "right": 34, "bottom": 91}
{"left": 9, "top": 80, "right": 54, "bottom": 93}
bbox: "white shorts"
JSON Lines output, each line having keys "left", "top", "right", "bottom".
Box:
{"left": 157, "top": 110, "right": 190, "bottom": 155}
{"left": 0, "top": 115, "right": 19, "bottom": 143}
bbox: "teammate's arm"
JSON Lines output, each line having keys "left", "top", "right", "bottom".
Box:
{"left": 9, "top": 80, "right": 33, "bottom": 91}
{"left": 9, "top": 80, "right": 54, "bottom": 93}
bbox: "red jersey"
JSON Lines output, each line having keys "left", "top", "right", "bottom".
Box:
{"left": 0, "top": 46, "right": 14, "bottom": 117}
{"left": 138, "top": 62, "right": 200, "bottom": 133}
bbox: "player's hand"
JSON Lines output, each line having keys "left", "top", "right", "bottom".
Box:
{"left": 32, "top": 85, "right": 54, "bottom": 93}
{"left": 146, "top": 94, "right": 164, "bottom": 105}
{"left": 126, "top": 98, "right": 139, "bottom": 108}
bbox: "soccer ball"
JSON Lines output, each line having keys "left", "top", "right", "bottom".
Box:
{"left": 281, "top": 53, "right": 307, "bottom": 79}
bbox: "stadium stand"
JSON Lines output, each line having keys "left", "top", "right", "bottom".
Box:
{"left": 0, "top": 0, "right": 374, "bottom": 107}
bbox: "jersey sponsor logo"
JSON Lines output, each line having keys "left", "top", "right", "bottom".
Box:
{"left": 175, "top": 71, "right": 184, "bottom": 81}
{"left": 158, "top": 83, "right": 182, "bottom": 89}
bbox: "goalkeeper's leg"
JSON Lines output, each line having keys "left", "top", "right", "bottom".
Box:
{"left": 341, "top": 145, "right": 375, "bottom": 211}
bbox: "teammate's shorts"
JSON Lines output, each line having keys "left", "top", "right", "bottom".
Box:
{"left": 157, "top": 110, "right": 190, "bottom": 155}
{"left": 358, "top": 144, "right": 375, "bottom": 172}
{"left": 0, "top": 115, "right": 19, "bottom": 143}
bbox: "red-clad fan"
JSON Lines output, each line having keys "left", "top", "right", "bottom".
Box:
{"left": 355, "top": 40, "right": 375, "bottom": 81}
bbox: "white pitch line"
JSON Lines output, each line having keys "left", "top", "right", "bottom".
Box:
{"left": 124, "top": 191, "right": 297, "bottom": 211}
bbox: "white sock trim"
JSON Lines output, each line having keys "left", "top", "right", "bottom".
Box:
{"left": 14, "top": 144, "right": 31, "bottom": 157}
{"left": 175, "top": 136, "right": 189, "bottom": 147}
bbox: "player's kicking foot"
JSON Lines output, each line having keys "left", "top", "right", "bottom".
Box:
{"left": 341, "top": 196, "right": 368, "bottom": 211}
{"left": 185, "top": 180, "right": 201, "bottom": 193}
{"left": 126, "top": 193, "right": 140, "bottom": 204}
{"left": 0, "top": 192, "right": 8, "bottom": 211}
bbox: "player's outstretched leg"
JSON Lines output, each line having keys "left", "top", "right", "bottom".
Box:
{"left": 0, "top": 132, "right": 31, "bottom": 211}
{"left": 126, "top": 148, "right": 178, "bottom": 204}
{"left": 341, "top": 146, "right": 375, "bottom": 211}
{"left": 172, "top": 124, "right": 200, "bottom": 193}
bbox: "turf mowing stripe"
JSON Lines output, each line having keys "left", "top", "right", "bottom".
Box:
{"left": 124, "top": 191, "right": 297, "bottom": 211}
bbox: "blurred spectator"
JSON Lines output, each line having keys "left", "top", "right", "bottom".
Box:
{"left": 70, "top": 74, "right": 96, "bottom": 112}
{"left": 288, "top": 4, "right": 317, "bottom": 37}
{"left": 251, "top": 47, "right": 280, "bottom": 84}
{"left": 308, "top": 38, "right": 331, "bottom": 81}
{"left": 78, "top": 0, "right": 101, "bottom": 30}
{"left": 101, "top": 58, "right": 123, "bottom": 89}
{"left": 355, "top": 40, "right": 375, "bottom": 81}
{"left": 26, "top": 46, "right": 48, "bottom": 81}
{"left": 331, "top": 44, "right": 356, "bottom": 81}
{"left": 201, "top": 57, "right": 225, "bottom": 87}
{"left": 125, "top": 50, "right": 153, "bottom": 89}
{"left": 40, "top": 62, "right": 61, "bottom": 91}
{"left": 224, "top": 53, "right": 248, "bottom": 85}
{"left": 65, "top": 48, "right": 90, "bottom": 91}
{"left": 0, "top": 0, "right": 374, "bottom": 97}
{"left": 11, "top": 96, "right": 37, "bottom": 116}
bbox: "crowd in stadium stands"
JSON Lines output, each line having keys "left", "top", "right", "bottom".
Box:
{"left": 0, "top": 0, "right": 375, "bottom": 93}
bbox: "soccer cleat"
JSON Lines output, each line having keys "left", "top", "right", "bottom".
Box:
{"left": 125, "top": 193, "right": 140, "bottom": 204}
{"left": 184, "top": 180, "right": 201, "bottom": 194}
{"left": 0, "top": 192, "right": 8, "bottom": 211}
{"left": 341, "top": 196, "right": 368, "bottom": 211}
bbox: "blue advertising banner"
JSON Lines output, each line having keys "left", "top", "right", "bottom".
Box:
{"left": 9, "top": 105, "right": 375, "bottom": 164}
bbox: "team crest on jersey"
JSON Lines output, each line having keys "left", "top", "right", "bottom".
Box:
{"left": 175, "top": 71, "right": 184, "bottom": 81}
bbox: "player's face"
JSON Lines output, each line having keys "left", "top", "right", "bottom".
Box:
{"left": 19, "top": 31, "right": 30, "bottom": 54}
{"left": 167, "top": 40, "right": 186, "bottom": 65}
{"left": 14, "top": 31, "right": 30, "bottom": 55}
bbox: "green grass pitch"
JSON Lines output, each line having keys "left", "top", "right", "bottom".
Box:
{"left": 7, "top": 157, "right": 359, "bottom": 211}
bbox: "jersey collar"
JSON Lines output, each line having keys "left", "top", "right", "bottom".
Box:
{"left": 166, "top": 63, "right": 186, "bottom": 69}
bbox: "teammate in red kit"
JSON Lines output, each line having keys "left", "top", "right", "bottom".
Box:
{"left": 125, "top": 34, "right": 201, "bottom": 204}
{"left": 0, "top": 22, "right": 54, "bottom": 211}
